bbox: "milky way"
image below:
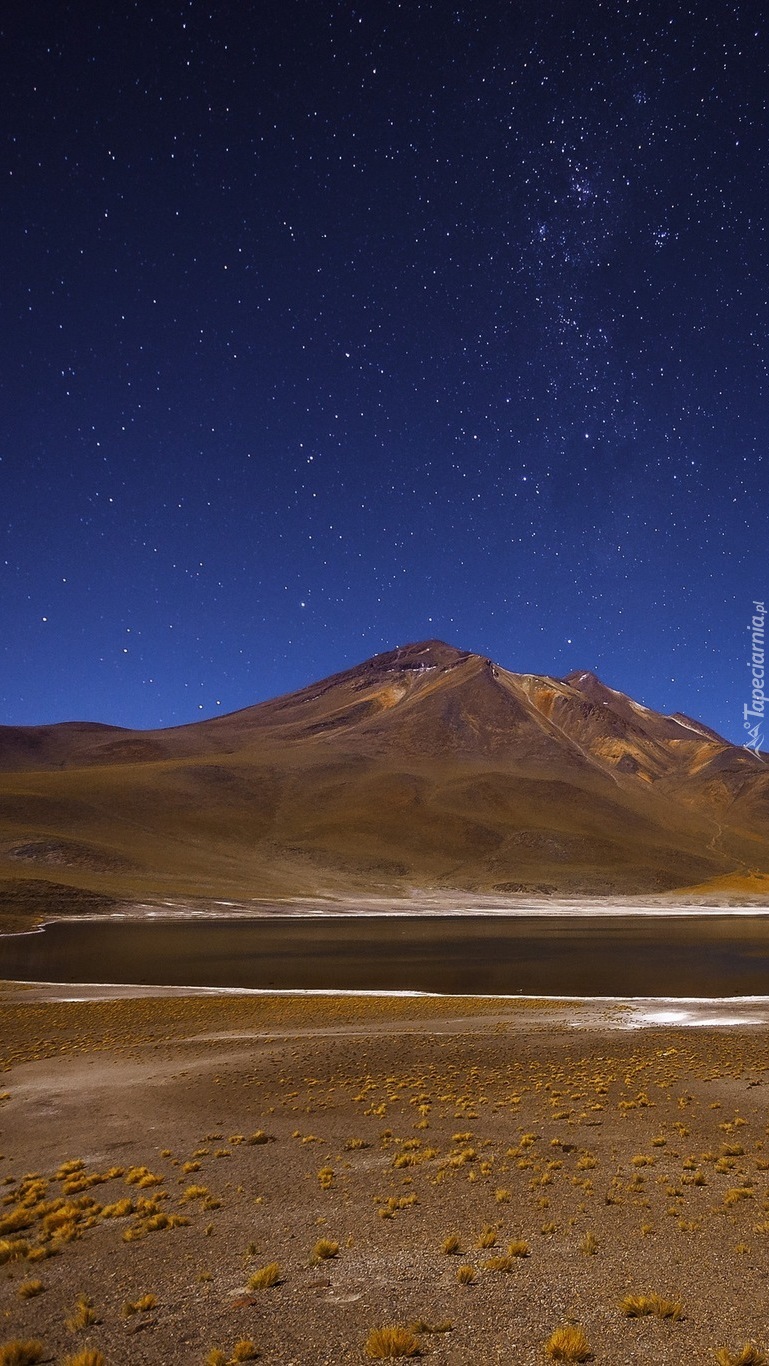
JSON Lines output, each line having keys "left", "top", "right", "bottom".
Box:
{"left": 1, "top": 1, "right": 766, "bottom": 737}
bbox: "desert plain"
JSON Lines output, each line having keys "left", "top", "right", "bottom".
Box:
{"left": 2, "top": 984, "right": 769, "bottom": 1364}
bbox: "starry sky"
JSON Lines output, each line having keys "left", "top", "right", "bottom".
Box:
{"left": 1, "top": 1, "right": 766, "bottom": 740}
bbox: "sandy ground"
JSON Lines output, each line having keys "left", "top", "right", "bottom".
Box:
{"left": 2, "top": 988, "right": 769, "bottom": 1364}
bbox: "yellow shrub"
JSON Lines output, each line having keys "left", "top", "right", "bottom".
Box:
{"left": 248, "top": 1263, "right": 281, "bottom": 1290}
{"left": 545, "top": 1324, "right": 592, "bottom": 1361}
{"left": 715, "top": 1348, "right": 767, "bottom": 1366}
{"left": 0, "top": 1345, "right": 45, "bottom": 1366}
{"left": 621, "top": 1293, "right": 683, "bottom": 1320}
{"left": 364, "top": 1326, "right": 421, "bottom": 1358}
{"left": 65, "top": 1295, "right": 97, "bottom": 1332}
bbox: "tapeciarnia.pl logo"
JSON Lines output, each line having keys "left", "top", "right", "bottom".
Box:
{"left": 743, "top": 599, "right": 766, "bottom": 756}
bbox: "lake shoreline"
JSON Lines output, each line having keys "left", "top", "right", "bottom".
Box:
{"left": 5, "top": 885, "right": 769, "bottom": 942}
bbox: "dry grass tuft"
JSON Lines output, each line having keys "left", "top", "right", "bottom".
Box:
{"left": 455, "top": 1264, "right": 475, "bottom": 1285}
{"left": 182, "top": 1185, "right": 209, "bottom": 1201}
{"left": 65, "top": 1295, "right": 98, "bottom": 1331}
{"left": 580, "top": 1231, "right": 598, "bottom": 1255}
{"left": 248, "top": 1262, "right": 281, "bottom": 1290}
{"left": 122, "top": 1293, "right": 157, "bottom": 1315}
{"left": 205, "top": 1352, "right": 228, "bottom": 1366}
{"left": 101, "top": 1198, "right": 134, "bottom": 1219}
{"left": 440, "top": 1233, "right": 462, "bottom": 1255}
{"left": 724, "top": 1188, "right": 754, "bottom": 1207}
{"left": 715, "top": 1346, "right": 767, "bottom": 1366}
{"left": 17, "top": 1281, "right": 43, "bottom": 1300}
{"left": 621, "top": 1293, "right": 684, "bottom": 1320}
{"left": 61, "top": 1353, "right": 107, "bottom": 1366}
{"left": 0, "top": 1346, "right": 46, "bottom": 1366}
{"left": 476, "top": 1225, "right": 497, "bottom": 1248}
{"left": 231, "top": 1341, "right": 259, "bottom": 1362}
{"left": 545, "top": 1324, "right": 593, "bottom": 1361}
{"left": 0, "top": 1210, "right": 35, "bottom": 1239}
{"left": 507, "top": 1239, "right": 530, "bottom": 1257}
{"left": 312, "top": 1238, "right": 339, "bottom": 1260}
{"left": 364, "top": 1325, "right": 421, "bottom": 1358}
{"left": 125, "top": 1165, "right": 162, "bottom": 1187}
{"left": 56, "top": 1159, "right": 85, "bottom": 1178}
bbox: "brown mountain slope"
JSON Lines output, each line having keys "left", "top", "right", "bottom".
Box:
{"left": 0, "top": 640, "right": 767, "bottom": 919}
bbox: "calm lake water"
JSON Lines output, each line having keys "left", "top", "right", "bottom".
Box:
{"left": 2, "top": 915, "right": 769, "bottom": 996}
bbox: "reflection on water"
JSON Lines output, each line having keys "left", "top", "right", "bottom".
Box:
{"left": 1, "top": 916, "right": 769, "bottom": 997}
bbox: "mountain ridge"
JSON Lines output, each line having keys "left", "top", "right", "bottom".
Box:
{"left": 0, "top": 637, "right": 741, "bottom": 761}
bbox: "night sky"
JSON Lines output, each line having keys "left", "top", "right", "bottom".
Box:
{"left": 2, "top": 1, "right": 766, "bottom": 740}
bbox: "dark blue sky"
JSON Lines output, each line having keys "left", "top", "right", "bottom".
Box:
{"left": 1, "top": 1, "right": 766, "bottom": 739}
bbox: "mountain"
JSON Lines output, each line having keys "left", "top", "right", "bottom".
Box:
{"left": 1, "top": 639, "right": 768, "bottom": 923}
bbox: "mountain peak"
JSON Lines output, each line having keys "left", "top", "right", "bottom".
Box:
{"left": 359, "top": 639, "right": 472, "bottom": 673}
{"left": 562, "top": 669, "right": 609, "bottom": 690}
{"left": 559, "top": 668, "right": 729, "bottom": 746}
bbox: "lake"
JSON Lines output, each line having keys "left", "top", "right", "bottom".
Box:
{"left": 1, "top": 915, "right": 769, "bottom": 996}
